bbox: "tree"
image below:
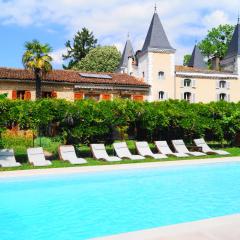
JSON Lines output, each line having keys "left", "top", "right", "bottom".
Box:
{"left": 198, "top": 24, "right": 234, "bottom": 60}
{"left": 63, "top": 28, "right": 98, "bottom": 69}
{"left": 183, "top": 54, "right": 191, "bottom": 66}
{"left": 22, "top": 40, "right": 53, "bottom": 99}
{"left": 74, "top": 46, "right": 121, "bottom": 72}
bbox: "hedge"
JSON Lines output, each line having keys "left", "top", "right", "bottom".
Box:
{"left": 1, "top": 98, "right": 240, "bottom": 145}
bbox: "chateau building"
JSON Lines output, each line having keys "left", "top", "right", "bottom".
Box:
{"left": 1, "top": 10, "right": 240, "bottom": 102}
{"left": 119, "top": 10, "right": 240, "bottom": 103}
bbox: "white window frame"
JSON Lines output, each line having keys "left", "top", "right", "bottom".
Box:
{"left": 158, "top": 71, "right": 165, "bottom": 80}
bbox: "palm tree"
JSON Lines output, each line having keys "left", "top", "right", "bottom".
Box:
{"left": 22, "top": 40, "right": 53, "bottom": 99}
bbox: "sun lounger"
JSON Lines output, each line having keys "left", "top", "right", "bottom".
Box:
{"left": 113, "top": 142, "right": 145, "bottom": 160}
{"left": 172, "top": 140, "right": 206, "bottom": 156}
{"left": 135, "top": 142, "right": 167, "bottom": 159}
{"left": 27, "top": 147, "right": 52, "bottom": 166}
{"left": 0, "top": 149, "right": 21, "bottom": 167}
{"left": 59, "top": 145, "right": 87, "bottom": 164}
{"left": 90, "top": 144, "right": 121, "bottom": 162}
{"left": 194, "top": 138, "right": 230, "bottom": 155}
{"left": 155, "top": 141, "right": 189, "bottom": 157}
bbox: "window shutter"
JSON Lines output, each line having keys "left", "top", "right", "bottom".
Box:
{"left": 133, "top": 95, "right": 144, "bottom": 101}
{"left": 228, "top": 94, "right": 230, "bottom": 102}
{"left": 12, "top": 90, "right": 17, "bottom": 100}
{"left": 216, "top": 80, "right": 220, "bottom": 89}
{"left": 216, "top": 94, "right": 220, "bottom": 101}
{"left": 74, "top": 92, "right": 83, "bottom": 101}
{"left": 181, "top": 93, "right": 184, "bottom": 100}
{"left": 101, "top": 94, "right": 111, "bottom": 101}
{"left": 191, "top": 93, "right": 196, "bottom": 103}
{"left": 51, "top": 91, "right": 57, "bottom": 98}
{"left": 192, "top": 79, "right": 196, "bottom": 88}
{"left": 24, "top": 91, "right": 31, "bottom": 100}
{"left": 165, "top": 92, "right": 168, "bottom": 100}
{"left": 227, "top": 82, "right": 230, "bottom": 90}
{"left": 181, "top": 79, "right": 184, "bottom": 88}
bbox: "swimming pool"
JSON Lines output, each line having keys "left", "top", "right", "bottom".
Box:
{"left": 0, "top": 162, "right": 240, "bottom": 240}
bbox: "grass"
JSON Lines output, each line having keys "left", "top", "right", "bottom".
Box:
{"left": 1, "top": 139, "right": 240, "bottom": 172}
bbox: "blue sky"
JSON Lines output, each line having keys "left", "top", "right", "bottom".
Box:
{"left": 0, "top": 0, "right": 239, "bottom": 69}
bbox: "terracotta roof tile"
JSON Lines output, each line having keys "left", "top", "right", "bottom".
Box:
{"left": 175, "top": 65, "right": 235, "bottom": 75}
{"left": 0, "top": 67, "right": 149, "bottom": 87}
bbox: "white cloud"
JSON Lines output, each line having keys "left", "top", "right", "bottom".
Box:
{"left": 50, "top": 48, "right": 67, "bottom": 66}
{"left": 0, "top": 0, "right": 239, "bottom": 65}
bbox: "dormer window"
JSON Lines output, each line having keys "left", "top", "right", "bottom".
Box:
{"left": 158, "top": 71, "right": 165, "bottom": 80}
{"left": 184, "top": 79, "right": 191, "bottom": 87}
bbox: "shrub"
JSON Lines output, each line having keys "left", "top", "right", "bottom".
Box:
{"left": 0, "top": 98, "right": 240, "bottom": 146}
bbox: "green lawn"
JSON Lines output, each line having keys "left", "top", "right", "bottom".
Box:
{"left": 1, "top": 141, "right": 239, "bottom": 172}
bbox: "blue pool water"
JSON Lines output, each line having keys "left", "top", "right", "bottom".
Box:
{"left": 0, "top": 162, "right": 240, "bottom": 240}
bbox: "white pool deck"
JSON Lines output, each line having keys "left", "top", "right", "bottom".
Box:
{"left": 0, "top": 156, "right": 240, "bottom": 178}
{"left": 1, "top": 157, "right": 240, "bottom": 240}
{"left": 92, "top": 214, "right": 240, "bottom": 240}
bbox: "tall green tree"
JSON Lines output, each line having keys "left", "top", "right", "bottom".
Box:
{"left": 63, "top": 28, "right": 98, "bottom": 69}
{"left": 183, "top": 54, "right": 191, "bottom": 66}
{"left": 198, "top": 24, "right": 234, "bottom": 60}
{"left": 22, "top": 40, "right": 53, "bottom": 99}
{"left": 74, "top": 46, "right": 121, "bottom": 72}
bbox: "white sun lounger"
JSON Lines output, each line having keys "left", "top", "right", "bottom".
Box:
{"left": 90, "top": 144, "right": 121, "bottom": 162}
{"left": 172, "top": 140, "right": 206, "bottom": 157}
{"left": 27, "top": 147, "right": 52, "bottom": 166}
{"left": 0, "top": 149, "right": 21, "bottom": 167}
{"left": 135, "top": 142, "right": 167, "bottom": 159}
{"left": 59, "top": 145, "right": 87, "bottom": 164}
{"left": 194, "top": 138, "right": 230, "bottom": 155}
{"left": 113, "top": 142, "right": 145, "bottom": 160}
{"left": 155, "top": 141, "right": 189, "bottom": 157}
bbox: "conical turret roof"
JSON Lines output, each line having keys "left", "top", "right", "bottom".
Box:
{"left": 119, "top": 39, "right": 135, "bottom": 68}
{"left": 224, "top": 23, "right": 240, "bottom": 59}
{"left": 142, "top": 12, "right": 175, "bottom": 53}
{"left": 188, "top": 45, "right": 207, "bottom": 69}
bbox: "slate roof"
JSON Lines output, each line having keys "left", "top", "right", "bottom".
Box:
{"left": 0, "top": 67, "right": 149, "bottom": 87}
{"left": 188, "top": 45, "right": 207, "bottom": 69}
{"left": 119, "top": 39, "right": 135, "bottom": 68}
{"left": 224, "top": 23, "right": 240, "bottom": 59}
{"left": 142, "top": 12, "right": 175, "bottom": 53}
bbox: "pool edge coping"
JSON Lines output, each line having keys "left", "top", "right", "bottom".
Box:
{"left": 91, "top": 214, "right": 240, "bottom": 240}
{"left": 0, "top": 156, "right": 240, "bottom": 178}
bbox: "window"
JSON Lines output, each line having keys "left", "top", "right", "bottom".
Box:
{"left": 121, "top": 94, "right": 131, "bottom": 99}
{"left": 219, "top": 93, "right": 227, "bottom": 101}
{"left": 219, "top": 81, "right": 226, "bottom": 89}
{"left": 101, "top": 94, "right": 111, "bottom": 101}
{"left": 184, "top": 92, "right": 192, "bottom": 102}
{"left": 74, "top": 92, "right": 83, "bottom": 101}
{"left": 184, "top": 79, "right": 191, "bottom": 87}
{"left": 42, "top": 92, "right": 52, "bottom": 98}
{"left": 159, "top": 91, "right": 165, "bottom": 100}
{"left": 142, "top": 72, "right": 145, "bottom": 78}
{"left": 158, "top": 71, "right": 165, "bottom": 80}
{"left": 133, "top": 95, "right": 144, "bottom": 101}
{"left": 16, "top": 90, "right": 26, "bottom": 100}
{"left": 84, "top": 93, "right": 100, "bottom": 101}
